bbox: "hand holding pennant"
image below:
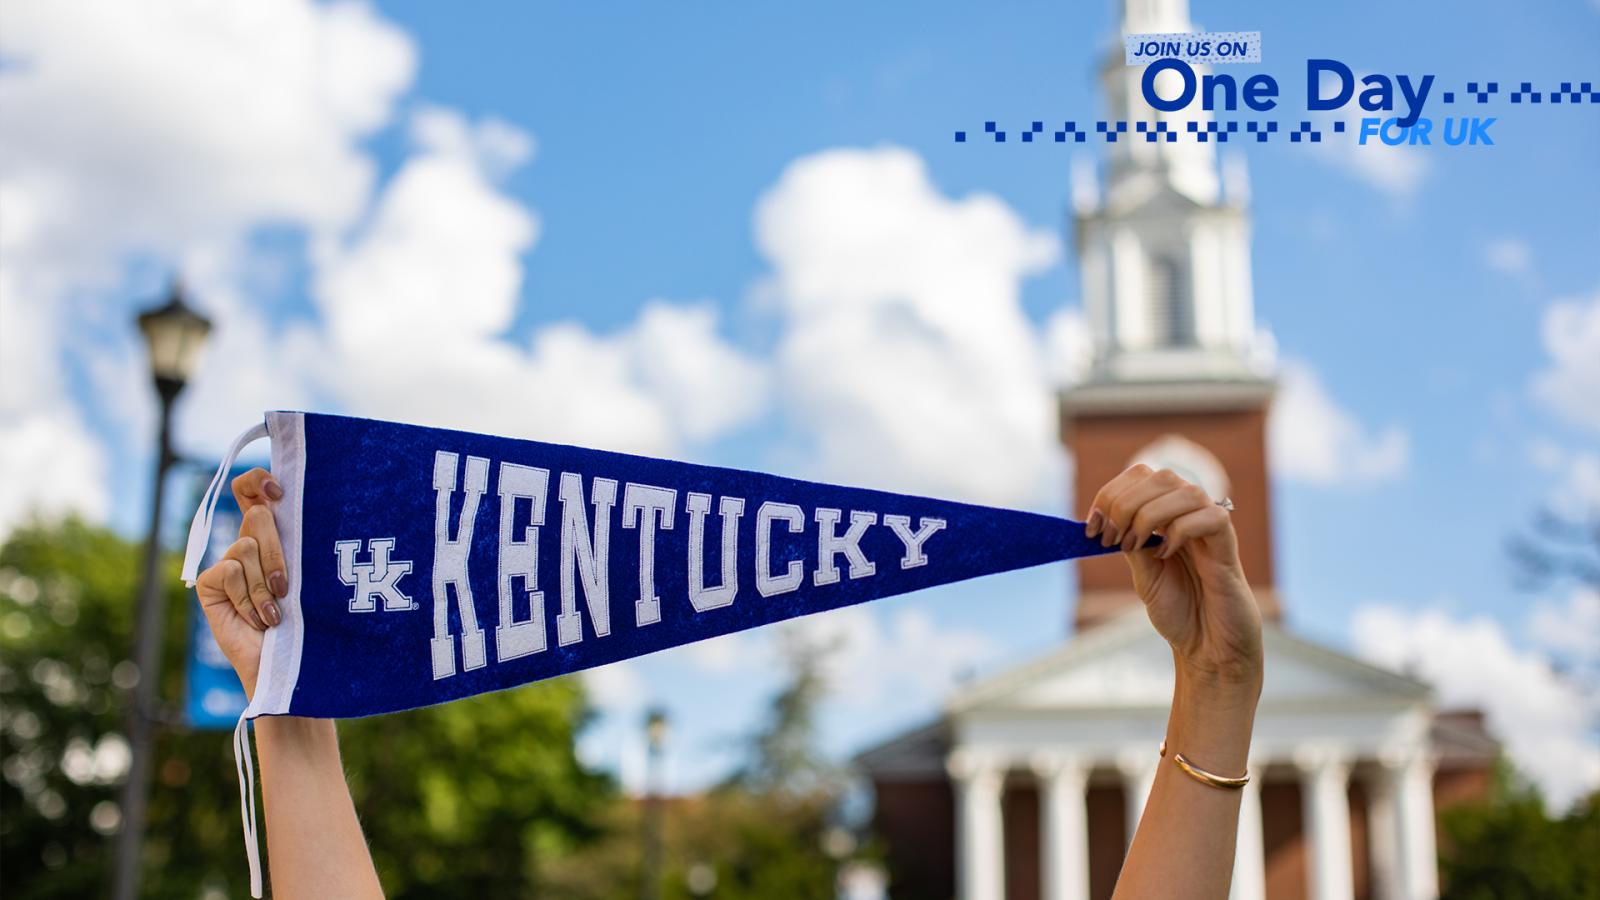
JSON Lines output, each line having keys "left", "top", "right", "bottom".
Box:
{"left": 181, "top": 410, "right": 1145, "bottom": 896}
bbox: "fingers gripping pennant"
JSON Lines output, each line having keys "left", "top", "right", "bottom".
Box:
{"left": 184, "top": 411, "right": 1125, "bottom": 895}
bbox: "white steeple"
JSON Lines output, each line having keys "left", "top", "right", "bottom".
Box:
{"left": 1071, "top": 0, "right": 1270, "bottom": 384}
{"left": 1119, "top": 0, "right": 1191, "bottom": 33}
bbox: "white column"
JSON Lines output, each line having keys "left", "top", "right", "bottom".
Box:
{"left": 1297, "top": 749, "right": 1354, "bottom": 900}
{"left": 1032, "top": 753, "right": 1090, "bottom": 900}
{"left": 1118, "top": 750, "right": 1158, "bottom": 848}
{"left": 1367, "top": 761, "right": 1404, "bottom": 900}
{"left": 1396, "top": 752, "right": 1439, "bottom": 900}
{"left": 947, "top": 750, "right": 1005, "bottom": 900}
{"left": 1228, "top": 764, "right": 1266, "bottom": 900}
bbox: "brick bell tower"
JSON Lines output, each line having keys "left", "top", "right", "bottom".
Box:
{"left": 1062, "top": 0, "right": 1282, "bottom": 632}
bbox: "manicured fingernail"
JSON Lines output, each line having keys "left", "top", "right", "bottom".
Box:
{"left": 247, "top": 608, "right": 266, "bottom": 630}
{"left": 1085, "top": 509, "right": 1103, "bottom": 538}
{"left": 262, "top": 600, "right": 281, "bottom": 627}
{"left": 1101, "top": 525, "right": 1119, "bottom": 548}
{"left": 264, "top": 479, "right": 284, "bottom": 500}
{"left": 1122, "top": 532, "right": 1138, "bottom": 553}
{"left": 1156, "top": 542, "right": 1173, "bottom": 560}
{"left": 269, "top": 570, "right": 288, "bottom": 597}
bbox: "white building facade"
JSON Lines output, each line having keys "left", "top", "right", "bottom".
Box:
{"left": 859, "top": 612, "right": 1495, "bottom": 900}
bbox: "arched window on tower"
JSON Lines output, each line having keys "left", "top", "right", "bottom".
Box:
{"left": 1145, "top": 253, "right": 1196, "bottom": 347}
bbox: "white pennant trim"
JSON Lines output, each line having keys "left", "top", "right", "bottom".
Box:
{"left": 181, "top": 421, "right": 269, "bottom": 586}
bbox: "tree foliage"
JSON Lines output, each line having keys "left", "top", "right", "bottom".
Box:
{"left": 724, "top": 627, "right": 841, "bottom": 796}
{"left": 547, "top": 625, "right": 864, "bottom": 900}
{"left": 0, "top": 517, "right": 613, "bottom": 899}
{"left": 1439, "top": 763, "right": 1600, "bottom": 900}
{"left": 1508, "top": 507, "right": 1600, "bottom": 591}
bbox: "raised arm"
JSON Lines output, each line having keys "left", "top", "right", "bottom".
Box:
{"left": 1084, "top": 465, "right": 1265, "bottom": 900}
{"left": 194, "top": 468, "right": 385, "bottom": 900}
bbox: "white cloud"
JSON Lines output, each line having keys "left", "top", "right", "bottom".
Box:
{"left": 805, "top": 606, "right": 998, "bottom": 708}
{"left": 1270, "top": 360, "right": 1409, "bottom": 485}
{"left": 0, "top": 263, "right": 111, "bottom": 534}
{"left": 317, "top": 110, "right": 541, "bottom": 348}
{"left": 0, "top": 410, "right": 110, "bottom": 534}
{"left": 1532, "top": 287, "right": 1600, "bottom": 433}
{"left": 0, "top": 0, "right": 416, "bottom": 530}
{"left": 1044, "top": 307, "right": 1092, "bottom": 386}
{"left": 0, "top": 0, "right": 413, "bottom": 259}
{"left": 1527, "top": 436, "right": 1567, "bottom": 473}
{"left": 1307, "top": 112, "right": 1429, "bottom": 198}
{"left": 1526, "top": 440, "right": 1600, "bottom": 519}
{"left": 1352, "top": 604, "right": 1600, "bottom": 813}
{"left": 1483, "top": 237, "right": 1533, "bottom": 275}
{"left": 753, "top": 146, "right": 1063, "bottom": 507}
{"left": 576, "top": 659, "right": 653, "bottom": 792}
{"left": 1528, "top": 587, "right": 1600, "bottom": 678}
{"left": 685, "top": 606, "right": 998, "bottom": 712}
{"left": 298, "top": 107, "right": 767, "bottom": 454}
{"left": 1566, "top": 455, "right": 1600, "bottom": 511}
{"left": 583, "top": 659, "right": 646, "bottom": 715}
{"left": 684, "top": 631, "right": 748, "bottom": 674}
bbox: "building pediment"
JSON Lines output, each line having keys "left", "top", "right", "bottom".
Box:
{"left": 948, "top": 609, "right": 1429, "bottom": 715}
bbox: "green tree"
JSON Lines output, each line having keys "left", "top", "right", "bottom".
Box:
{"left": 342, "top": 681, "right": 613, "bottom": 897}
{"left": 1, "top": 516, "right": 613, "bottom": 899}
{"left": 1439, "top": 763, "right": 1600, "bottom": 900}
{"left": 548, "top": 626, "right": 864, "bottom": 900}
{"left": 725, "top": 627, "right": 841, "bottom": 795}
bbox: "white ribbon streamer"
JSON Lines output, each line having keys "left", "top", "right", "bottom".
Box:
{"left": 181, "top": 421, "right": 268, "bottom": 586}
{"left": 232, "top": 713, "right": 263, "bottom": 898}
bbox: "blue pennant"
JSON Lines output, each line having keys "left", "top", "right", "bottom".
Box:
{"left": 184, "top": 411, "right": 1122, "bottom": 720}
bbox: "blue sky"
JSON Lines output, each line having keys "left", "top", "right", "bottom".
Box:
{"left": 3, "top": 0, "right": 1597, "bottom": 805}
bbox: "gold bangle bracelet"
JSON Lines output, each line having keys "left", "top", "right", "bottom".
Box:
{"left": 1159, "top": 740, "right": 1250, "bottom": 790}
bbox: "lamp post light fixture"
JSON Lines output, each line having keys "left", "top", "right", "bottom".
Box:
{"left": 640, "top": 705, "right": 670, "bottom": 900}
{"left": 112, "top": 281, "right": 212, "bottom": 900}
{"left": 137, "top": 285, "right": 214, "bottom": 400}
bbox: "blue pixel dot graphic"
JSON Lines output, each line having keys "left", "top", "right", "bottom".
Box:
{"left": 1553, "top": 82, "right": 1586, "bottom": 104}
{"left": 1096, "top": 120, "right": 1129, "bottom": 143}
{"left": 1245, "top": 120, "right": 1278, "bottom": 142}
{"left": 1510, "top": 82, "right": 1542, "bottom": 104}
{"left": 1055, "top": 121, "right": 1086, "bottom": 143}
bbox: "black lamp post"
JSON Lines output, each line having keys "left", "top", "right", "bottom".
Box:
{"left": 640, "top": 706, "right": 670, "bottom": 900}
{"left": 112, "top": 282, "right": 212, "bottom": 900}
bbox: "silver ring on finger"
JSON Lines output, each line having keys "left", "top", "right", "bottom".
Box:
{"left": 1215, "top": 497, "right": 1235, "bottom": 512}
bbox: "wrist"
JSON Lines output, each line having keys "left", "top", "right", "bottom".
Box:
{"left": 1177, "top": 657, "right": 1263, "bottom": 703}
{"left": 1167, "top": 660, "right": 1261, "bottom": 776}
{"left": 256, "top": 716, "right": 341, "bottom": 765}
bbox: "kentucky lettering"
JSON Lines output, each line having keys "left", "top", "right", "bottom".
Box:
{"left": 405, "top": 450, "right": 946, "bottom": 680}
